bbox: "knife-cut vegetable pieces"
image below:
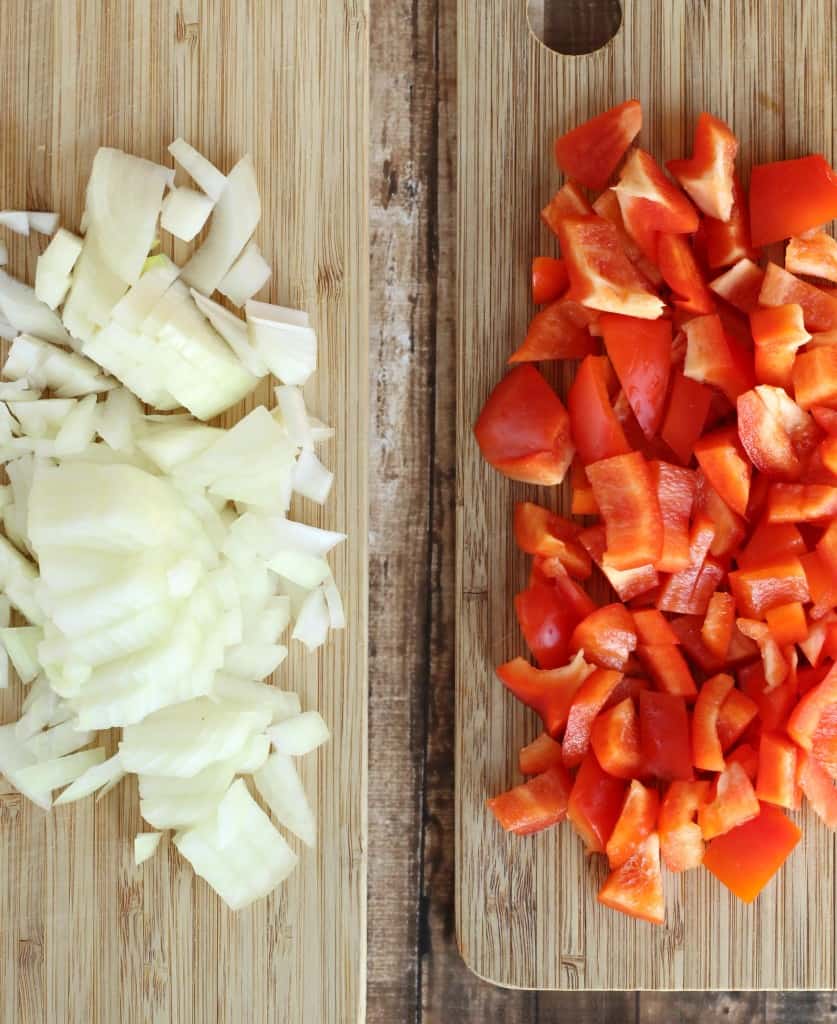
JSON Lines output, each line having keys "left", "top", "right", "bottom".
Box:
{"left": 487, "top": 765, "right": 573, "bottom": 836}
{"left": 481, "top": 103, "right": 837, "bottom": 925}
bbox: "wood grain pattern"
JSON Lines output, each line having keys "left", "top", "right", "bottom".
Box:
{"left": 0, "top": 3, "right": 368, "bottom": 1022}
{"left": 456, "top": 0, "right": 837, "bottom": 992}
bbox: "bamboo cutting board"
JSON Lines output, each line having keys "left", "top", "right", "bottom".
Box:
{"left": 0, "top": 2, "right": 367, "bottom": 1022}
{"left": 456, "top": 0, "right": 837, "bottom": 991}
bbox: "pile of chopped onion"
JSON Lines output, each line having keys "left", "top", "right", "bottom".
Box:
{"left": 0, "top": 141, "right": 343, "bottom": 910}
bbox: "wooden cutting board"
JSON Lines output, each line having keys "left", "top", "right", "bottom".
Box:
{"left": 0, "top": 2, "right": 367, "bottom": 1022}
{"left": 456, "top": 0, "right": 837, "bottom": 992}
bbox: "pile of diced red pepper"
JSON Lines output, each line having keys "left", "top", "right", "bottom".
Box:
{"left": 474, "top": 101, "right": 837, "bottom": 925}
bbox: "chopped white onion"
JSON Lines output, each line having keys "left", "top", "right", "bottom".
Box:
{"left": 1, "top": 626, "right": 43, "bottom": 683}
{"left": 246, "top": 301, "right": 317, "bottom": 385}
{"left": 0, "top": 211, "right": 30, "bottom": 235}
{"left": 190, "top": 289, "right": 268, "bottom": 377}
{"left": 161, "top": 187, "right": 214, "bottom": 242}
{"left": 254, "top": 752, "right": 315, "bottom": 847}
{"left": 292, "top": 448, "right": 334, "bottom": 504}
{"left": 53, "top": 752, "right": 123, "bottom": 805}
{"left": 0, "top": 269, "right": 72, "bottom": 346}
{"left": 268, "top": 711, "right": 330, "bottom": 756}
{"left": 27, "top": 212, "right": 60, "bottom": 236}
{"left": 168, "top": 138, "right": 227, "bottom": 201}
{"left": 4, "top": 335, "right": 115, "bottom": 397}
{"left": 35, "top": 228, "right": 83, "bottom": 308}
{"left": 218, "top": 241, "right": 272, "bottom": 306}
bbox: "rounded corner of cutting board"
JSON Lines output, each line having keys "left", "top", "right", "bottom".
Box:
{"left": 456, "top": 0, "right": 837, "bottom": 993}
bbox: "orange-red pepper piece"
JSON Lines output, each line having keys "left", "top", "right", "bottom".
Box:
{"left": 640, "top": 690, "right": 693, "bottom": 781}
{"left": 764, "top": 601, "right": 808, "bottom": 647}
{"left": 661, "top": 371, "right": 713, "bottom": 466}
{"left": 750, "top": 304, "right": 810, "bottom": 390}
{"left": 749, "top": 154, "right": 837, "bottom": 247}
{"left": 703, "top": 175, "right": 756, "bottom": 269}
{"left": 728, "top": 557, "right": 809, "bottom": 619}
{"left": 692, "top": 672, "right": 735, "bottom": 772}
{"left": 650, "top": 460, "right": 696, "bottom": 573}
{"left": 570, "top": 603, "right": 637, "bottom": 671}
{"left": 563, "top": 668, "right": 624, "bottom": 767}
{"left": 759, "top": 262, "right": 837, "bottom": 334}
{"left": 578, "top": 524, "right": 660, "bottom": 603}
{"left": 709, "top": 258, "right": 766, "bottom": 315}
{"left": 694, "top": 426, "right": 752, "bottom": 518}
{"left": 600, "top": 313, "right": 673, "bottom": 438}
{"left": 798, "top": 750, "right": 837, "bottom": 828}
{"left": 787, "top": 663, "right": 837, "bottom": 751}
{"left": 701, "top": 591, "right": 736, "bottom": 660}
{"left": 598, "top": 832, "right": 665, "bottom": 925}
{"left": 513, "top": 501, "right": 592, "bottom": 579}
{"left": 567, "top": 749, "right": 626, "bottom": 854}
{"left": 698, "top": 762, "right": 761, "bottom": 840}
{"left": 487, "top": 765, "right": 574, "bottom": 836}
{"left": 606, "top": 780, "right": 660, "bottom": 869}
{"left": 531, "top": 256, "right": 570, "bottom": 305}
{"left": 590, "top": 697, "right": 642, "bottom": 780}
{"left": 716, "top": 688, "right": 759, "bottom": 752}
{"left": 496, "top": 654, "right": 594, "bottom": 738}
{"left": 587, "top": 452, "right": 664, "bottom": 571}
{"left": 786, "top": 231, "right": 837, "bottom": 285}
{"left": 667, "top": 112, "right": 738, "bottom": 221}
{"left": 519, "top": 732, "right": 563, "bottom": 776}
{"left": 737, "top": 521, "right": 806, "bottom": 570}
{"left": 554, "top": 100, "right": 642, "bottom": 193}
{"left": 631, "top": 608, "right": 679, "bottom": 646}
{"left": 755, "top": 732, "right": 800, "bottom": 810}
{"left": 636, "top": 644, "right": 697, "bottom": 700}
{"left": 659, "top": 779, "right": 711, "bottom": 872}
{"left": 541, "top": 180, "right": 591, "bottom": 238}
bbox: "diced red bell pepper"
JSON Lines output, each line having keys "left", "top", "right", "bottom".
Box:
{"left": 519, "top": 732, "right": 563, "bottom": 775}
{"left": 670, "top": 614, "right": 725, "bottom": 673}
{"left": 553, "top": 100, "right": 642, "bottom": 192}
{"left": 696, "top": 473, "right": 747, "bottom": 557}
{"left": 739, "top": 660, "right": 798, "bottom": 733}
{"left": 812, "top": 404, "right": 837, "bottom": 436}
{"left": 657, "top": 514, "right": 718, "bottom": 616}
{"left": 590, "top": 697, "right": 642, "bottom": 780}
{"left": 736, "top": 388, "right": 802, "bottom": 480}
{"left": 819, "top": 435, "right": 837, "bottom": 478}
{"left": 786, "top": 231, "right": 837, "bottom": 284}
{"left": 749, "top": 154, "right": 837, "bottom": 247}
{"left": 592, "top": 188, "right": 662, "bottom": 285}
{"left": 764, "top": 601, "right": 808, "bottom": 647}
{"left": 750, "top": 304, "right": 810, "bottom": 390}
{"left": 756, "top": 384, "right": 821, "bottom": 459}
{"left": 570, "top": 603, "right": 637, "bottom": 671}
{"left": 606, "top": 780, "right": 660, "bottom": 869}
{"left": 737, "top": 520, "right": 806, "bottom": 570}
{"left": 599, "top": 313, "right": 672, "bottom": 438}
{"left": 541, "top": 180, "right": 592, "bottom": 238}
{"left": 559, "top": 215, "right": 664, "bottom": 320}
{"left": 562, "top": 668, "right": 623, "bottom": 767}
{"left": 510, "top": 298, "right": 597, "bottom": 363}
{"left": 603, "top": 675, "right": 650, "bottom": 711}
{"left": 798, "top": 750, "right": 837, "bottom": 828}
{"left": 726, "top": 742, "right": 760, "bottom": 782}
{"left": 692, "top": 672, "right": 735, "bottom": 771}
{"left": 617, "top": 193, "right": 662, "bottom": 267}
{"left": 787, "top": 664, "right": 837, "bottom": 751}
{"left": 578, "top": 524, "right": 660, "bottom": 602}
{"left": 487, "top": 765, "right": 574, "bottom": 836}
{"left": 474, "top": 365, "right": 575, "bottom": 484}
{"left": 709, "top": 258, "right": 765, "bottom": 315}
{"left": 587, "top": 452, "right": 663, "bottom": 570}
{"left": 532, "top": 256, "right": 569, "bottom": 305}
{"left": 636, "top": 643, "right": 698, "bottom": 699}
{"left": 597, "top": 831, "right": 665, "bottom": 926}
{"left": 759, "top": 262, "right": 837, "bottom": 333}
{"left": 716, "top": 687, "right": 759, "bottom": 751}
{"left": 570, "top": 457, "right": 599, "bottom": 515}
{"left": 657, "top": 233, "right": 715, "bottom": 315}
{"left": 800, "top": 550, "right": 837, "bottom": 620}
{"left": 793, "top": 345, "right": 837, "bottom": 411}
{"left": 818, "top": 519, "right": 837, "bottom": 581}
{"left": 532, "top": 558, "right": 598, "bottom": 622}
{"left": 767, "top": 482, "right": 837, "bottom": 523}
{"left": 614, "top": 148, "right": 699, "bottom": 234}
{"left": 703, "top": 802, "right": 802, "bottom": 902}
{"left": 513, "top": 501, "right": 591, "bottom": 579}
{"left": 659, "top": 779, "right": 710, "bottom": 872}
{"left": 728, "top": 556, "right": 809, "bottom": 618}
{"left": 736, "top": 618, "right": 789, "bottom": 690}
{"left": 755, "top": 732, "right": 800, "bottom": 809}
{"left": 666, "top": 113, "right": 737, "bottom": 220}
{"left": 811, "top": 702, "right": 837, "bottom": 783}
{"left": 567, "top": 749, "right": 627, "bottom": 853}
{"left": 660, "top": 371, "right": 713, "bottom": 465}
{"left": 631, "top": 608, "right": 679, "bottom": 645}
{"left": 514, "top": 582, "right": 579, "bottom": 668}
{"left": 649, "top": 461, "right": 696, "bottom": 573}
{"left": 568, "top": 355, "right": 631, "bottom": 465}
{"left": 496, "top": 653, "right": 594, "bottom": 737}
{"left": 694, "top": 427, "right": 752, "bottom": 518}
{"left": 698, "top": 761, "right": 761, "bottom": 840}
{"left": 701, "top": 591, "right": 736, "bottom": 660}
{"left": 640, "top": 690, "right": 693, "bottom": 781}
{"left": 703, "top": 176, "right": 756, "bottom": 269}
{"left": 683, "top": 313, "right": 755, "bottom": 403}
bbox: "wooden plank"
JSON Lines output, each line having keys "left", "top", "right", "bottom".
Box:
{"left": 0, "top": 2, "right": 368, "bottom": 1022}
{"left": 456, "top": 0, "right": 837, "bottom": 991}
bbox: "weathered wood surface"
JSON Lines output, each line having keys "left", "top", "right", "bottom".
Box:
{"left": 455, "top": 0, "right": 837, "bottom": 1001}
{"left": 0, "top": 3, "right": 368, "bottom": 1022}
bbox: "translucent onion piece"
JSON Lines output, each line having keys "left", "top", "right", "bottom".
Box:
{"left": 246, "top": 301, "right": 317, "bottom": 386}
{"left": 268, "top": 711, "right": 330, "bottom": 756}
{"left": 0, "top": 269, "right": 72, "bottom": 346}
{"left": 217, "top": 241, "right": 271, "bottom": 307}
{"left": 168, "top": 138, "right": 227, "bottom": 201}
{"left": 161, "top": 187, "right": 214, "bottom": 242}
{"left": 254, "top": 752, "right": 316, "bottom": 847}
{"left": 35, "top": 228, "right": 83, "bottom": 308}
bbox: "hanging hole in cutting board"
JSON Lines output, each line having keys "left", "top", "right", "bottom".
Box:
{"left": 527, "top": 0, "right": 622, "bottom": 56}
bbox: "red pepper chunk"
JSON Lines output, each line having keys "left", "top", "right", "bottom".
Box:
{"left": 519, "top": 732, "right": 563, "bottom": 776}
{"left": 541, "top": 180, "right": 592, "bottom": 238}
{"left": 716, "top": 688, "right": 759, "bottom": 751}
{"left": 531, "top": 256, "right": 569, "bottom": 305}
{"left": 764, "top": 601, "right": 808, "bottom": 647}
{"left": 657, "top": 233, "right": 715, "bottom": 315}
{"left": 702, "top": 803, "right": 801, "bottom": 903}
{"left": 530, "top": 558, "right": 596, "bottom": 621}
{"left": 554, "top": 100, "right": 642, "bottom": 192}
{"left": 798, "top": 751, "right": 837, "bottom": 828}
{"left": 496, "top": 654, "right": 593, "bottom": 738}
{"left": 788, "top": 664, "right": 837, "bottom": 751}
{"left": 587, "top": 452, "right": 663, "bottom": 571}
{"left": 606, "top": 780, "right": 659, "bottom": 869}
{"left": 597, "top": 832, "right": 665, "bottom": 926}
{"left": 656, "top": 514, "right": 717, "bottom": 616}
{"left": 510, "top": 298, "right": 597, "bottom": 363}
{"left": 749, "top": 154, "right": 837, "bottom": 247}
{"left": 701, "top": 591, "right": 735, "bottom": 660}
{"left": 739, "top": 660, "right": 798, "bottom": 734}
{"left": 750, "top": 304, "right": 810, "bottom": 390}
{"left": 767, "top": 483, "right": 837, "bottom": 523}
{"left": 563, "top": 668, "right": 623, "bottom": 767}
{"left": 726, "top": 742, "right": 760, "bottom": 783}
{"left": 703, "top": 176, "right": 756, "bottom": 269}
{"left": 514, "top": 582, "right": 577, "bottom": 669}
{"left": 567, "top": 750, "right": 626, "bottom": 854}
{"left": 666, "top": 113, "right": 738, "bottom": 220}
{"left": 487, "top": 765, "right": 574, "bottom": 836}
{"left": 698, "top": 762, "right": 761, "bottom": 840}
{"left": 683, "top": 313, "right": 755, "bottom": 404}
{"left": 640, "top": 690, "right": 693, "bottom": 781}
{"left": 737, "top": 520, "right": 806, "bottom": 570}
{"left": 474, "top": 365, "right": 574, "bottom": 485}
{"left": 759, "top": 263, "right": 837, "bottom": 333}
{"left": 650, "top": 461, "right": 696, "bottom": 573}
{"left": 736, "top": 618, "right": 789, "bottom": 691}
{"left": 696, "top": 473, "right": 747, "bottom": 558}
{"left": 709, "top": 258, "right": 766, "bottom": 315}
{"left": 661, "top": 371, "right": 713, "bottom": 466}
{"left": 636, "top": 644, "right": 697, "bottom": 699}
{"left": 631, "top": 608, "right": 679, "bottom": 645}
{"left": 558, "top": 215, "right": 665, "bottom": 320}
{"left": 786, "top": 231, "right": 837, "bottom": 285}
{"left": 568, "top": 355, "right": 631, "bottom": 466}
{"left": 793, "top": 345, "right": 837, "bottom": 411}
{"left": 659, "top": 779, "right": 711, "bottom": 872}
{"left": 614, "top": 148, "right": 699, "bottom": 234}
{"left": 571, "top": 603, "right": 637, "bottom": 671}
{"left": 513, "top": 501, "right": 591, "bottom": 579}
{"left": 736, "top": 388, "right": 802, "bottom": 481}
{"left": 599, "top": 313, "right": 672, "bottom": 438}
{"left": 728, "top": 557, "right": 809, "bottom": 619}
{"left": 593, "top": 188, "right": 662, "bottom": 285}
{"left": 694, "top": 427, "right": 752, "bottom": 518}
{"left": 692, "top": 672, "right": 735, "bottom": 772}
{"left": 578, "top": 524, "right": 660, "bottom": 603}
{"left": 590, "top": 697, "right": 642, "bottom": 781}
{"left": 755, "top": 733, "right": 800, "bottom": 810}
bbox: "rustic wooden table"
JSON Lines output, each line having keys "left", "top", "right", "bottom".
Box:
{"left": 368, "top": 1, "right": 837, "bottom": 1020}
